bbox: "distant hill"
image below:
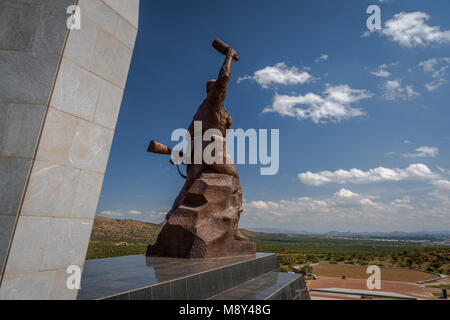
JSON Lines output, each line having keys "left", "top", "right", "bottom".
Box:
{"left": 86, "top": 216, "right": 162, "bottom": 259}
{"left": 87, "top": 216, "right": 260, "bottom": 260}
{"left": 325, "top": 230, "right": 450, "bottom": 240}
{"left": 91, "top": 216, "right": 162, "bottom": 242}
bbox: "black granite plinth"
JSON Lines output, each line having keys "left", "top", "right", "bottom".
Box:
{"left": 210, "top": 271, "right": 310, "bottom": 300}
{"left": 77, "top": 253, "right": 279, "bottom": 300}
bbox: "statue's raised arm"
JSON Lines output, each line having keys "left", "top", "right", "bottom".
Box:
{"left": 206, "top": 39, "right": 239, "bottom": 111}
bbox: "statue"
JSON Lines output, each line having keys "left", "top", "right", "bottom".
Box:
{"left": 146, "top": 39, "right": 256, "bottom": 258}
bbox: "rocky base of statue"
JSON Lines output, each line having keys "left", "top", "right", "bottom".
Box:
{"left": 147, "top": 172, "right": 256, "bottom": 258}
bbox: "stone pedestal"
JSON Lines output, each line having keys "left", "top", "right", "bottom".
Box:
{"left": 148, "top": 172, "right": 256, "bottom": 258}
{"left": 77, "top": 253, "right": 310, "bottom": 300}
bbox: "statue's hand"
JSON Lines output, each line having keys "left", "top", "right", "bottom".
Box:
{"left": 227, "top": 48, "right": 239, "bottom": 62}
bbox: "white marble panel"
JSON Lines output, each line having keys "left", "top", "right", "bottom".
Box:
{"left": 89, "top": 30, "right": 133, "bottom": 88}
{"left": 21, "top": 161, "right": 80, "bottom": 218}
{"left": 114, "top": 17, "right": 137, "bottom": 49}
{"left": 4, "top": 216, "right": 49, "bottom": 274}
{"left": 102, "top": 0, "right": 139, "bottom": 28}
{"left": 93, "top": 81, "right": 124, "bottom": 129}
{"left": 0, "top": 271, "right": 55, "bottom": 300}
{"left": 69, "top": 120, "right": 114, "bottom": 173}
{"left": 71, "top": 171, "right": 104, "bottom": 219}
{"left": 36, "top": 107, "right": 78, "bottom": 166}
{"left": 50, "top": 59, "right": 102, "bottom": 120}
{"left": 40, "top": 218, "right": 93, "bottom": 270}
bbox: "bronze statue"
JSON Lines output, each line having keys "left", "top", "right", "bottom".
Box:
{"left": 147, "top": 39, "right": 256, "bottom": 258}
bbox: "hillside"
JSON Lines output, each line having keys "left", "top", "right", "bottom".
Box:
{"left": 86, "top": 216, "right": 162, "bottom": 259}
{"left": 87, "top": 216, "right": 257, "bottom": 260}
{"left": 86, "top": 217, "right": 449, "bottom": 276}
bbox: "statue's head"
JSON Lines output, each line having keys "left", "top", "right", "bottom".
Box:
{"left": 206, "top": 79, "right": 216, "bottom": 93}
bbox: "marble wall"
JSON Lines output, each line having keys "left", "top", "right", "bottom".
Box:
{"left": 0, "top": 0, "right": 139, "bottom": 299}
{"left": 0, "top": 0, "right": 75, "bottom": 283}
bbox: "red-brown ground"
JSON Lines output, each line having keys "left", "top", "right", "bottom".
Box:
{"left": 307, "top": 276, "right": 436, "bottom": 300}
{"left": 312, "top": 264, "right": 437, "bottom": 282}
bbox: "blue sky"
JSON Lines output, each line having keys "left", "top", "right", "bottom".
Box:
{"left": 97, "top": 0, "right": 450, "bottom": 233}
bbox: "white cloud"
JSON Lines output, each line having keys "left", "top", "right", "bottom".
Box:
{"left": 370, "top": 62, "right": 398, "bottom": 78}
{"left": 432, "top": 66, "right": 448, "bottom": 79}
{"left": 382, "top": 12, "right": 450, "bottom": 47}
{"left": 315, "top": 54, "right": 328, "bottom": 63}
{"left": 381, "top": 79, "right": 420, "bottom": 100}
{"left": 241, "top": 190, "right": 450, "bottom": 233}
{"left": 298, "top": 164, "right": 439, "bottom": 186}
{"left": 404, "top": 140, "right": 412, "bottom": 144}
{"left": 418, "top": 58, "right": 449, "bottom": 91}
{"left": 238, "top": 62, "right": 313, "bottom": 88}
{"left": 263, "top": 84, "right": 372, "bottom": 123}
{"left": 248, "top": 200, "right": 269, "bottom": 210}
{"left": 431, "top": 179, "right": 450, "bottom": 192}
{"left": 438, "top": 167, "right": 450, "bottom": 176}
{"left": 403, "top": 146, "right": 439, "bottom": 158}
{"left": 127, "top": 210, "right": 143, "bottom": 215}
{"left": 333, "top": 189, "right": 377, "bottom": 206}
{"left": 418, "top": 58, "right": 439, "bottom": 72}
{"left": 426, "top": 79, "right": 447, "bottom": 91}
{"left": 148, "top": 210, "right": 166, "bottom": 218}
{"left": 334, "top": 188, "right": 359, "bottom": 198}
{"left": 361, "top": 30, "right": 371, "bottom": 38}
{"left": 371, "top": 69, "right": 391, "bottom": 78}
{"left": 100, "top": 210, "right": 122, "bottom": 217}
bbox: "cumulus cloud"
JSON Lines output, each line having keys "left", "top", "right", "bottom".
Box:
{"left": 248, "top": 200, "right": 269, "bottom": 210}
{"left": 419, "top": 58, "right": 439, "bottom": 72}
{"left": 298, "top": 164, "right": 439, "bottom": 186}
{"left": 332, "top": 189, "right": 375, "bottom": 206}
{"left": 425, "top": 79, "right": 447, "bottom": 91}
{"left": 403, "top": 146, "right": 439, "bottom": 158}
{"left": 263, "top": 84, "right": 372, "bottom": 123}
{"left": 127, "top": 210, "right": 143, "bottom": 215}
{"left": 315, "top": 54, "right": 328, "bottom": 63}
{"left": 370, "top": 62, "right": 398, "bottom": 78}
{"left": 431, "top": 179, "right": 450, "bottom": 192}
{"left": 419, "top": 58, "right": 449, "bottom": 78}
{"left": 241, "top": 188, "right": 450, "bottom": 233}
{"left": 371, "top": 69, "right": 390, "bottom": 78}
{"left": 334, "top": 188, "right": 358, "bottom": 198}
{"left": 246, "top": 197, "right": 329, "bottom": 217}
{"left": 381, "top": 79, "right": 420, "bottom": 100}
{"left": 237, "top": 62, "right": 313, "bottom": 88}
{"left": 382, "top": 12, "right": 450, "bottom": 47}
{"left": 100, "top": 210, "right": 122, "bottom": 217}
{"left": 438, "top": 167, "right": 450, "bottom": 176}
{"left": 418, "top": 58, "right": 449, "bottom": 91}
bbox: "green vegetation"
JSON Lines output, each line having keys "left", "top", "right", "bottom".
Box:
{"left": 429, "top": 284, "right": 450, "bottom": 290}
{"left": 86, "top": 216, "right": 160, "bottom": 260}
{"left": 243, "top": 233, "right": 449, "bottom": 274}
{"left": 87, "top": 217, "right": 449, "bottom": 276}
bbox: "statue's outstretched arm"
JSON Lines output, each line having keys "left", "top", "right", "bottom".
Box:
{"left": 217, "top": 48, "right": 235, "bottom": 89}
{"left": 208, "top": 48, "right": 237, "bottom": 109}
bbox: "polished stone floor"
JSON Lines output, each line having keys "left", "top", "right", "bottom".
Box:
{"left": 210, "top": 271, "right": 300, "bottom": 300}
{"left": 77, "top": 253, "right": 271, "bottom": 300}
